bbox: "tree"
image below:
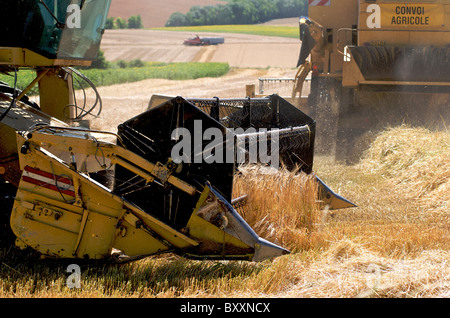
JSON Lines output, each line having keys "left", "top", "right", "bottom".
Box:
{"left": 214, "top": 4, "right": 235, "bottom": 25}
{"left": 88, "top": 49, "right": 108, "bottom": 69}
{"left": 128, "top": 15, "right": 143, "bottom": 29}
{"left": 277, "top": 0, "right": 306, "bottom": 19}
{"left": 255, "top": 0, "right": 278, "bottom": 22}
{"left": 163, "top": 0, "right": 308, "bottom": 27}
{"left": 105, "top": 17, "right": 115, "bottom": 29}
{"left": 115, "top": 17, "right": 128, "bottom": 29}
{"left": 186, "top": 6, "right": 208, "bottom": 26}
{"left": 166, "top": 12, "right": 188, "bottom": 27}
{"left": 229, "top": 0, "right": 259, "bottom": 24}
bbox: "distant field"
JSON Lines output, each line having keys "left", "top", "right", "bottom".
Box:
{"left": 100, "top": 29, "right": 301, "bottom": 68}
{"left": 108, "top": 0, "right": 225, "bottom": 28}
{"left": 0, "top": 62, "right": 230, "bottom": 95}
{"left": 153, "top": 25, "right": 299, "bottom": 39}
{"left": 81, "top": 62, "right": 230, "bottom": 85}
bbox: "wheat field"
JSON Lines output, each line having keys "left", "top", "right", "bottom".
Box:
{"left": 0, "top": 124, "right": 448, "bottom": 298}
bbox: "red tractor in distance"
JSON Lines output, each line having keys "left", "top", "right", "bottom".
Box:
{"left": 183, "top": 35, "right": 225, "bottom": 46}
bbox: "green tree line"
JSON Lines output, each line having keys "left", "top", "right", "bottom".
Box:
{"left": 166, "top": 0, "right": 308, "bottom": 27}
{"left": 105, "top": 15, "right": 143, "bottom": 29}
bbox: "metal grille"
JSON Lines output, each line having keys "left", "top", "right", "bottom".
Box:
{"left": 187, "top": 97, "right": 275, "bottom": 129}
{"left": 258, "top": 77, "right": 311, "bottom": 96}
{"left": 187, "top": 96, "right": 314, "bottom": 171}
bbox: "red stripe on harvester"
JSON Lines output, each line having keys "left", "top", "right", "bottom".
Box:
{"left": 22, "top": 176, "right": 76, "bottom": 197}
{"left": 309, "top": 0, "right": 331, "bottom": 6}
{"left": 24, "top": 166, "right": 72, "bottom": 185}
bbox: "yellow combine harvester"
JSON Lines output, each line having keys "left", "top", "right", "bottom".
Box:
{"left": 288, "top": 0, "right": 450, "bottom": 162}
{"left": 0, "top": 1, "right": 353, "bottom": 263}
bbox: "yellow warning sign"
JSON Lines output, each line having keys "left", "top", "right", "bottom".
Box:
{"left": 381, "top": 4, "right": 445, "bottom": 28}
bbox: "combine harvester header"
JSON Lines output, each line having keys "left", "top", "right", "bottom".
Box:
{"left": 0, "top": 0, "right": 354, "bottom": 263}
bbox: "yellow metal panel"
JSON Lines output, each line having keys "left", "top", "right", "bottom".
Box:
{"left": 12, "top": 142, "right": 122, "bottom": 259}
{"left": 112, "top": 219, "right": 170, "bottom": 257}
{"left": 0, "top": 48, "right": 91, "bottom": 67}
{"left": 74, "top": 211, "right": 119, "bottom": 259}
{"left": 358, "top": 30, "right": 410, "bottom": 46}
{"left": 38, "top": 69, "right": 74, "bottom": 122}
{"left": 11, "top": 203, "right": 79, "bottom": 258}
{"left": 342, "top": 49, "right": 365, "bottom": 87}
{"left": 357, "top": 29, "right": 450, "bottom": 46}
{"left": 186, "top": 187, "right": 250, "bottom": 249}
{"left": 309, "top": 0, "right": 359, "bottom": 28}
{"left": 365, "top": 3, "right": 446, "bottom": 30}
{"left": 308, "top": 0, "right": 359, "bottom": 74}
{"left": 24, "top": 200, "right": 83, "bottom": 234}
{"left": 187, "top": 214, "right": 251, "bottom": 249}
{"left": 123, "top": 205, "right": 199, "bottom": 248}
{"left": 358, "top": 1, "right": 450, "bottom": 46}
{"left": 12, "top": 134, "right": 199, "bottom": 259}
{"left": 410, "top": 31, "right": 450, "bottom": 45}
{"left": 20, "top": 191, "right": 84, "bottom": 215}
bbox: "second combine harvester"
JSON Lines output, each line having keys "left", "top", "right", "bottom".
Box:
{"left": 291, "top": 0, "right": 449, "bottom": 162}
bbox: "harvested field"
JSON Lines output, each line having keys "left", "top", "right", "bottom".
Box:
{"left": 100, "top": 29, "right": 301, "bottom": 68}
{"left": 360, "top": 126, "right": 450, "bottom": 215}
{"left": 2, "top": 126, "right": 449, "bottom": 298}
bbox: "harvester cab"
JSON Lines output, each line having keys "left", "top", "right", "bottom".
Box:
{"left": 0, "top": 0, "right": 109, "bottom": 122}
{"left": 0, "top": 1, "right": 354, "bottom": 263}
